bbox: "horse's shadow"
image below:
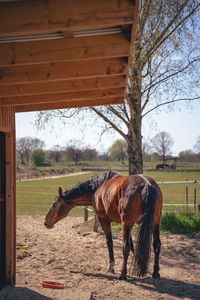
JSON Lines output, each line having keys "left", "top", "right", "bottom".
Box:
{"left": 70, "top": 271, "right": 200, "bottom": 300}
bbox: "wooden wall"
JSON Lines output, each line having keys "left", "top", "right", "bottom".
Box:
{"left": 0, "top": 106, "right": 16, "bottom": 285}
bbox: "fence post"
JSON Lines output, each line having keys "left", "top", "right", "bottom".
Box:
{"left": 93, "top": 214, "right": 99, "bottom": 232}
{"left": 84, "top": 207, "right": 88, "bottom": 222}
{"left": 194, "top": 180, "right": 197, "bottom": 211}
{"left": 186, "top": 178, "right": 188, "bottom": 212}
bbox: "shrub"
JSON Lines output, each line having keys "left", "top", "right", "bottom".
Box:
{"left": 30, "top": 148, "right": 45, "bottom": 167}
{"left": 161, "top": 212, "right": 200, "bottom": 234}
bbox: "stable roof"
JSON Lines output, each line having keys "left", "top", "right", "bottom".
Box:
{"left": 0, "top": 0, "right": 138, "bottom": 113}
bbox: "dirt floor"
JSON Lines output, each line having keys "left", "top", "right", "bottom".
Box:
{"left": 1, "top": 216, "right": 200, "bottom": 300}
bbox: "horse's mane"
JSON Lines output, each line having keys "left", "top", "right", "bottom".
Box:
{"left": 63, "top": 170, "right": 121, "bottom": 200}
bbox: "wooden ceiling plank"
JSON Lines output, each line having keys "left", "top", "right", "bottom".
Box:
{"left": 0, "top": 0, "right": 137, "bottom": 36}
{"left": 15, "top": 97, "right": 124, "bottom": 113}
{"left": 0, "top": 75, "right": 126, "bottom": 97}
{"left": 1, "top": 88, "right": 125, "bottom": 107}
{"left": 0, "top": 34, "right": 130, "bottom": 66}
{"left": 0, "top": 58, "right": 128, "bottom": 84}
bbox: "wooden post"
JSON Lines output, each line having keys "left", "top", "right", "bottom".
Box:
{"left": 93, "top": 214, "right": 99, "bottom": 232}
{"left": 84, "top": 206, "right": 88, "bottom": 222}
{"left": 0, "top": 132, "right": 6, "bottom": 287}
{"left": 186, "top": 178, "right": 188, "bottom": 212}
{"left": 0, "top": 106, "right": 16, "bottom": 286}
{"left": 194, "top": 180, "right": 197, "bottom": 211}
{"left": 5, "top": 129, "right": 16, "bottom": 285}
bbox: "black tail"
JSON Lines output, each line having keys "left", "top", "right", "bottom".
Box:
{"left": 134, "top": 184, "right": 157, "bottom": 277}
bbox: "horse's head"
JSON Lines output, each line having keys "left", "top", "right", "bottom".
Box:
{"left": 44, "top": 187, "right": 71, "bottom": 229}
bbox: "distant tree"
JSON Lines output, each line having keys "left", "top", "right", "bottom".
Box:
{"left": 98, "top": 152, "right": 110, "bottom": 161}
{"left": 82, "top": 148, "right": 98, "bottom": 161}
{"left": 194, "top": 136, "right": 200, "bottom": 153}
{"left": 30, "top": 148, "right": 45, "bottom": 166}
{"left": 31, "top": 138, "right": 45, "bottom": 149}
{"left": 48, "top": 145, "right": 63, "bottom": 162}
{"left": 109, "top": 139, "right": 127, "bottom": 164}
{"left": 151, "top": 152, "right": 160, "bottom": 162}
{"left": 151, "top": 131, "right": 174, "bottom": 164}
{"left": 16, "top": 137, "right": 45, "bottom": 164}
{"left": 66, "top": 146, "right": 83, "bottom": 165}
{"left": 142, "top": 137, "right": 152, "bottom": 161}
{"left": 179, "top": 150, "right": 198, "bottom": 162}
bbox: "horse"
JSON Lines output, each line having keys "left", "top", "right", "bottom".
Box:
{"left": 44, "top": 171, "right": 162, "bottom": 280}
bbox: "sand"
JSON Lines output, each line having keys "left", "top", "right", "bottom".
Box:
{"left": 0, "top": 216, "right": 200, "bottom": 300}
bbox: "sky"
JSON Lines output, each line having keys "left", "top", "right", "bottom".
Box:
{"left": 15, "top": 99, "right": 200, "bottom": 156}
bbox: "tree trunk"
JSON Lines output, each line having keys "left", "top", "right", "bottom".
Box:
{"left": 20, "top": 152, "right": 24, "bottom": 164}
{"left": 127, "top": 133, "right": 143, "bottom": 175}
{"left": 126, "top": 88, "right": 143, "bottom": 174}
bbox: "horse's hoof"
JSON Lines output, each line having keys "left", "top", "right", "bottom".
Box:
{"left": 119, "top": 274, "right": 127, "bottom": 280}
{"left": 106, "top": 268, "right": 115, "bottom": 274}
{"left": 152, "top": 272, "right": 160, "bottom": 279}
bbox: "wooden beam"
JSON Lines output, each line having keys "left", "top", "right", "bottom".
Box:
{"left": 0, "top": 75, "right": 126, "bottom": 97}
{"left": 0, "top": 132, "right": 6, "bottom": 286}
{"left": 0, "top": 0, "right": 137, "bottom": 36}
{"left": 15, "top": 97, "right": 124, "bottom": 113}
{"left": 0, "top": 58, "right": 128, "bottom": 84}
{"left": 0, "top": 33, "right": 130, "bottom": 66}
{"left": 0, "top": 106, "right": 15, "bottom": 130}
{"left": 5, "top": 128, "right": 16, "bottom": 285}
{"left": 1, "top": 88, "right": 124, "bottom": 107}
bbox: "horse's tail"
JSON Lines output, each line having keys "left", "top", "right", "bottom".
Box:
{"left": 134, "top": 184, "right": 157, "bottom": 277}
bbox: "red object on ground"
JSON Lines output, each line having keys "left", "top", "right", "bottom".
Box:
{"left": 42, "top": 281, "right": 64, "bottom": 289}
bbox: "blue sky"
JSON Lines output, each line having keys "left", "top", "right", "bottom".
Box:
{"left": 16, "top": 99, "right": 200, "bottom": 155}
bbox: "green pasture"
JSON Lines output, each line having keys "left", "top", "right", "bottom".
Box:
{"left": 16, "top": 170, "right": 200, "bottom": 215}
{"left": 16, "top": 173, "right": 96, "bottom": 216}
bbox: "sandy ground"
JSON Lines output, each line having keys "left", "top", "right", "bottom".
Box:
{"left": 1, "top": 216, "right": 200, "bottom": 300}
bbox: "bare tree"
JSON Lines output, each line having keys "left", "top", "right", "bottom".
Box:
{"left": 151, "top": 131, "right": 174, "bottom": 163}
{"left": 48, "top": 145, "right": 63, "bottom": 163}
{"left": 36, "top": 0, "right": 200, "bottom": 174}
{"left": 16, "top": 137, "right": 45, "bottom": 164}
{"left": 194, "top": 135, "right": 200, "bottom": 153}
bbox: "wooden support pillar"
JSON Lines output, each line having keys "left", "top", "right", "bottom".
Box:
{"left": 0, "top": 132, "right": 6, "bottom": 286}
{"left": 0, "top": 106, "right": 16, "bottom": 286}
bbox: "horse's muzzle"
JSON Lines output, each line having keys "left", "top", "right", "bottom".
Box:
{"left": 44, "top": 220, "right": 53, "bottom": 229}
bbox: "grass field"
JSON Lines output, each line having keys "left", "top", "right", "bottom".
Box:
{"left": 16, "top": 170, "right": 200, "bottom": 216}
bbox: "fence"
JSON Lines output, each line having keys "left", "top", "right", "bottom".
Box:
{"left": 16, "top": 178, "right": 200, "bottom": 217}
{"left": 158, "top": 179, "right": 200, "bottom": 213}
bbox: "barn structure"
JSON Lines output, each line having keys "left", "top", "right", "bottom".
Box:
{"left": 0, "top": 0, "right": 138, "bottom": 286}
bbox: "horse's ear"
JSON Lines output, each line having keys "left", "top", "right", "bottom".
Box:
{"left": 58, "top": 187, "right": 63, "bottom": 197}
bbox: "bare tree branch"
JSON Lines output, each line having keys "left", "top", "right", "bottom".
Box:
{"left": 143, "top": 1, "right": 200, "bottom": 66}
{"left": 142, "top": 96, "right": 200, "bottom": 117}
{"left": 107, "top": 105, "right": 129, "bottom": 127}
{"left": 91, "top": 107, "right": 127, "bottom": 140}
{"left": 142, "top": 57, "right": 200, "bottom": 96}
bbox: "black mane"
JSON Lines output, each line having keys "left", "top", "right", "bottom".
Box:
{"left": 63, "top": 171, "right": 121, "bottom": 200}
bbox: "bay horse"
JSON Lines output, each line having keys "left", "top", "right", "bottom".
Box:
{"left": 44, "top": 171, "right": 162, "bottom": 280}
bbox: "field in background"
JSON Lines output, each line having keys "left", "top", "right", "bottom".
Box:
{"left": 16, "top": 160, "right": 200, "bottom": 181}
{"left": 16, "top": 170, "right": 200, "bottom": 215}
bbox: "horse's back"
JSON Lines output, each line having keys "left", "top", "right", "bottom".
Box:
{"left": 94, "top": 173, "right": 162, "bottom": 225}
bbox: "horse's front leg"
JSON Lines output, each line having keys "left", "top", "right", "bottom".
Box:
{"left": 98, "top": 217, "right": 115, "bottom": 274}
{"left": 120, "top": 224, "right": 131, "bottom": 280}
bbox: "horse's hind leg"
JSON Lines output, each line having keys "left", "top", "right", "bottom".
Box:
{"left": 152, "top": 223, "right": 161, "bottom": 279}
{"left": 98, "top": 217, "right": 115, "bottom": 274}
{"left": 129, "top": 234, "right": 134, "bottom": 254}
{"left": 120, "top": 224, "right": 131, "bottom": 280}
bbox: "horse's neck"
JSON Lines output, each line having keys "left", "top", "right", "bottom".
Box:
{"left": 71, "top": 192, "right": 93, "bottom": 207}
